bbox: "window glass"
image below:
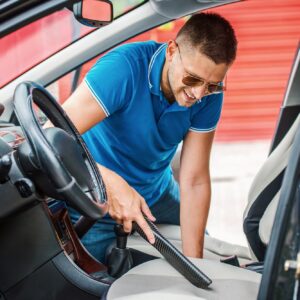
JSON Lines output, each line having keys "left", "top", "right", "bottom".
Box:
{"left": 46, "top": 18, "right": 187, "bottom": 104}
{"left": 0, "top": 0, "right": 147, "bottom": 88}
{"left": 0, "top": 9, "right": 93, "bottom": 88}
{"left": 112, "top": 0, "right": 146, "bottom": 18}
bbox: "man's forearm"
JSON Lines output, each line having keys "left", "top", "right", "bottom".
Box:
{"left": 96, "top": 163, "right": 156, "bottom": 243}
{"left": 180, "top": 182, "right": 211, "bottom": 258}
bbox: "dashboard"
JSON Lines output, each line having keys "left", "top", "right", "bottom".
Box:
{"left": 0, "top": 124, "right": 106, "bottom": 276}
{"left": 0, "top": 126, "right": 25, "bottom": 150}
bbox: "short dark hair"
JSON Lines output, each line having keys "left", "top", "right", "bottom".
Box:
{"left": 176, "top": 13, "right": 237, "bottom": 65}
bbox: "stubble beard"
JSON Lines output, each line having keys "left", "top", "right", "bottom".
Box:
{"left": 164, "top": 69, "right": 177, "bottom": 104}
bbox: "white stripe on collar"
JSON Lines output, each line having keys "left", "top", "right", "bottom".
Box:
{"left": 148, "top": 44, "right": 165, "bottom": 89}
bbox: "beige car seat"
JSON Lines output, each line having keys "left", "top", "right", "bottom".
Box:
{"left": 126, "top": 114, "right": 300, "bottom": 264}
{"left": 107, "top": 114, "right": 300, "bottom": 300}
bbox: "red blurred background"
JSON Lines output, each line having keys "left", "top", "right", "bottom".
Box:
{"left": 1, "top": 0, "right": 299, "bottom": 142}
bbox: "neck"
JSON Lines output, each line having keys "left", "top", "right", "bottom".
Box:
{"left": 161, "top": 62, "right": 175, "bottom": 104}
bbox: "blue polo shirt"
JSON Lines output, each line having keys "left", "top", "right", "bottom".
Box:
{"left": 83, "top": 41, "right": 223, "bottom": 207}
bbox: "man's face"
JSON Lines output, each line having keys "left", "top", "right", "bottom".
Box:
{"left": 166, "top": 41, "right": 230, "bottom": 107}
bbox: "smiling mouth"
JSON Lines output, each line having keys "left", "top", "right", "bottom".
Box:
{"left": 183, "top": 89, "right": 196, "bottom": 103}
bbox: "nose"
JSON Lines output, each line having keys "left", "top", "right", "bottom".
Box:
{"left": 191, "top": 84, "right": 207, "bottom": 100}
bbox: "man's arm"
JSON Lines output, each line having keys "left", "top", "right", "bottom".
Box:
{"left": 45, "top": 81, "right": 106, "bottom": 132}
{"left": 52, "top": 82, "right": 156, "bottom": 243}
{"left": 179, "top": 130, "right": 215, "bottom": 258}
{"left": 62, "top": 81, "right": 107, "bottom": 133}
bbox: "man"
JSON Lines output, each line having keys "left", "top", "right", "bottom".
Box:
{"left": 63, "top": 12, "right": 237, "bottom": 263}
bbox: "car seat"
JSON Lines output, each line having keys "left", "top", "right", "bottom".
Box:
{"left": 106, "top": 111, "right": 300, "bottom": 300}
{"left": 126, "top": 113, "right": 300, "bottom": 265}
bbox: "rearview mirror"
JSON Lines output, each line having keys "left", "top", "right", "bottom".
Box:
{"left": 73, "top": 0, "right": 113, "bottom": 27}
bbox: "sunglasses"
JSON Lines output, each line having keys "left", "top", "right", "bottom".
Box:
{"left": 176, "top": 43, "right": 226, "bottom": 95}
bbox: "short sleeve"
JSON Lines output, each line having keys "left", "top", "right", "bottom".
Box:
{"left": 190, "top": 93, "right": 223, "bottom": 132}
{"left": 84, "top": 51, "right": 133, "bottom": 116}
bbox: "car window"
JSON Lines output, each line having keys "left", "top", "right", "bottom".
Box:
{"left": 45, "top": 0, "right": 300, "bottom": 143}
{"left": 46, "top": 18, "right": 187, "bottom": 104}
{"left": 0, "top": 9, "right": 93, "bottom": 89}
{"left": 0, "top": 0, "right": 147, "bottom": 89}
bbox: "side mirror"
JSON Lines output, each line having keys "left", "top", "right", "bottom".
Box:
{"left": 73, "top": 0, "right": 113, "bottom": 27}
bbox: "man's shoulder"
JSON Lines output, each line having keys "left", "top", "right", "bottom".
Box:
{"left": 112, "top": 41, "right": 164, "bottom": 62}
{"left": 91, "top": 41, "right": 163, "bottom": 78}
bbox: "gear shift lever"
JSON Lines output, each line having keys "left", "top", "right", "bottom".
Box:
{"left": 107, "top": 224, "right": 133, "bottom": 278}
{"left": 115, "top": 224, "right": 129, "bottom": 249}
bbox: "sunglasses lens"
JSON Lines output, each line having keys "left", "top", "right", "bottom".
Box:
{"left": 182, "top": 76, "right": 205, "bottom": 87}
{"left": 182, "top": 75, "right": 225, "bottom": 94}
{"left": 208, "top": 84, "right": 224, "bottom": 94}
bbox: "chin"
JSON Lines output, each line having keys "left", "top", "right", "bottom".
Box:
{"left": 176, "top": 90, "right": 196, "bottom": 107}
{"left": 177, "top": 98, "right": 195, "bottom": 108}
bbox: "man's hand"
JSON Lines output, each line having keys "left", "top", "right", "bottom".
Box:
{"left": 98, "top": 164, "right": 156, "bottom": 244}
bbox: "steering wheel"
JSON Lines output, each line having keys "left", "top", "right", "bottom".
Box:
{"left": 13, "top": 81, "right": 108, "bottom": 222}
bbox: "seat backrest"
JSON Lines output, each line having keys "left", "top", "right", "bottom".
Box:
{"left": 243, "top": 113, "right": 300, "bottom": 261}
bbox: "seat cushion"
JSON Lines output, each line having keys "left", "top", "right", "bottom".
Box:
{"left": 128, "top": 224, "right": 253, "bottom": 264}
{"left": 107, "top": 258, "right": 261, "bottom": 300}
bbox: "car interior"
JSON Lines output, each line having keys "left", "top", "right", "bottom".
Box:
{"left": 0, "top": 0, "right": 299, "bottom": 299}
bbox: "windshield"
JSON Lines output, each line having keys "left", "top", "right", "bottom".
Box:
{"left": 0, "top": 0, "right": 146, "bottom": 88}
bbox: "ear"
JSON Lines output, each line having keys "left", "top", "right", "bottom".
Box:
{"left": 166, "top": 40, "right": 177, "bottom": 62}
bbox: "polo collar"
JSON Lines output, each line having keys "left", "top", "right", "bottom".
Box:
{"left": 148, "top": 43, "right": 166, "bottom": 96}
